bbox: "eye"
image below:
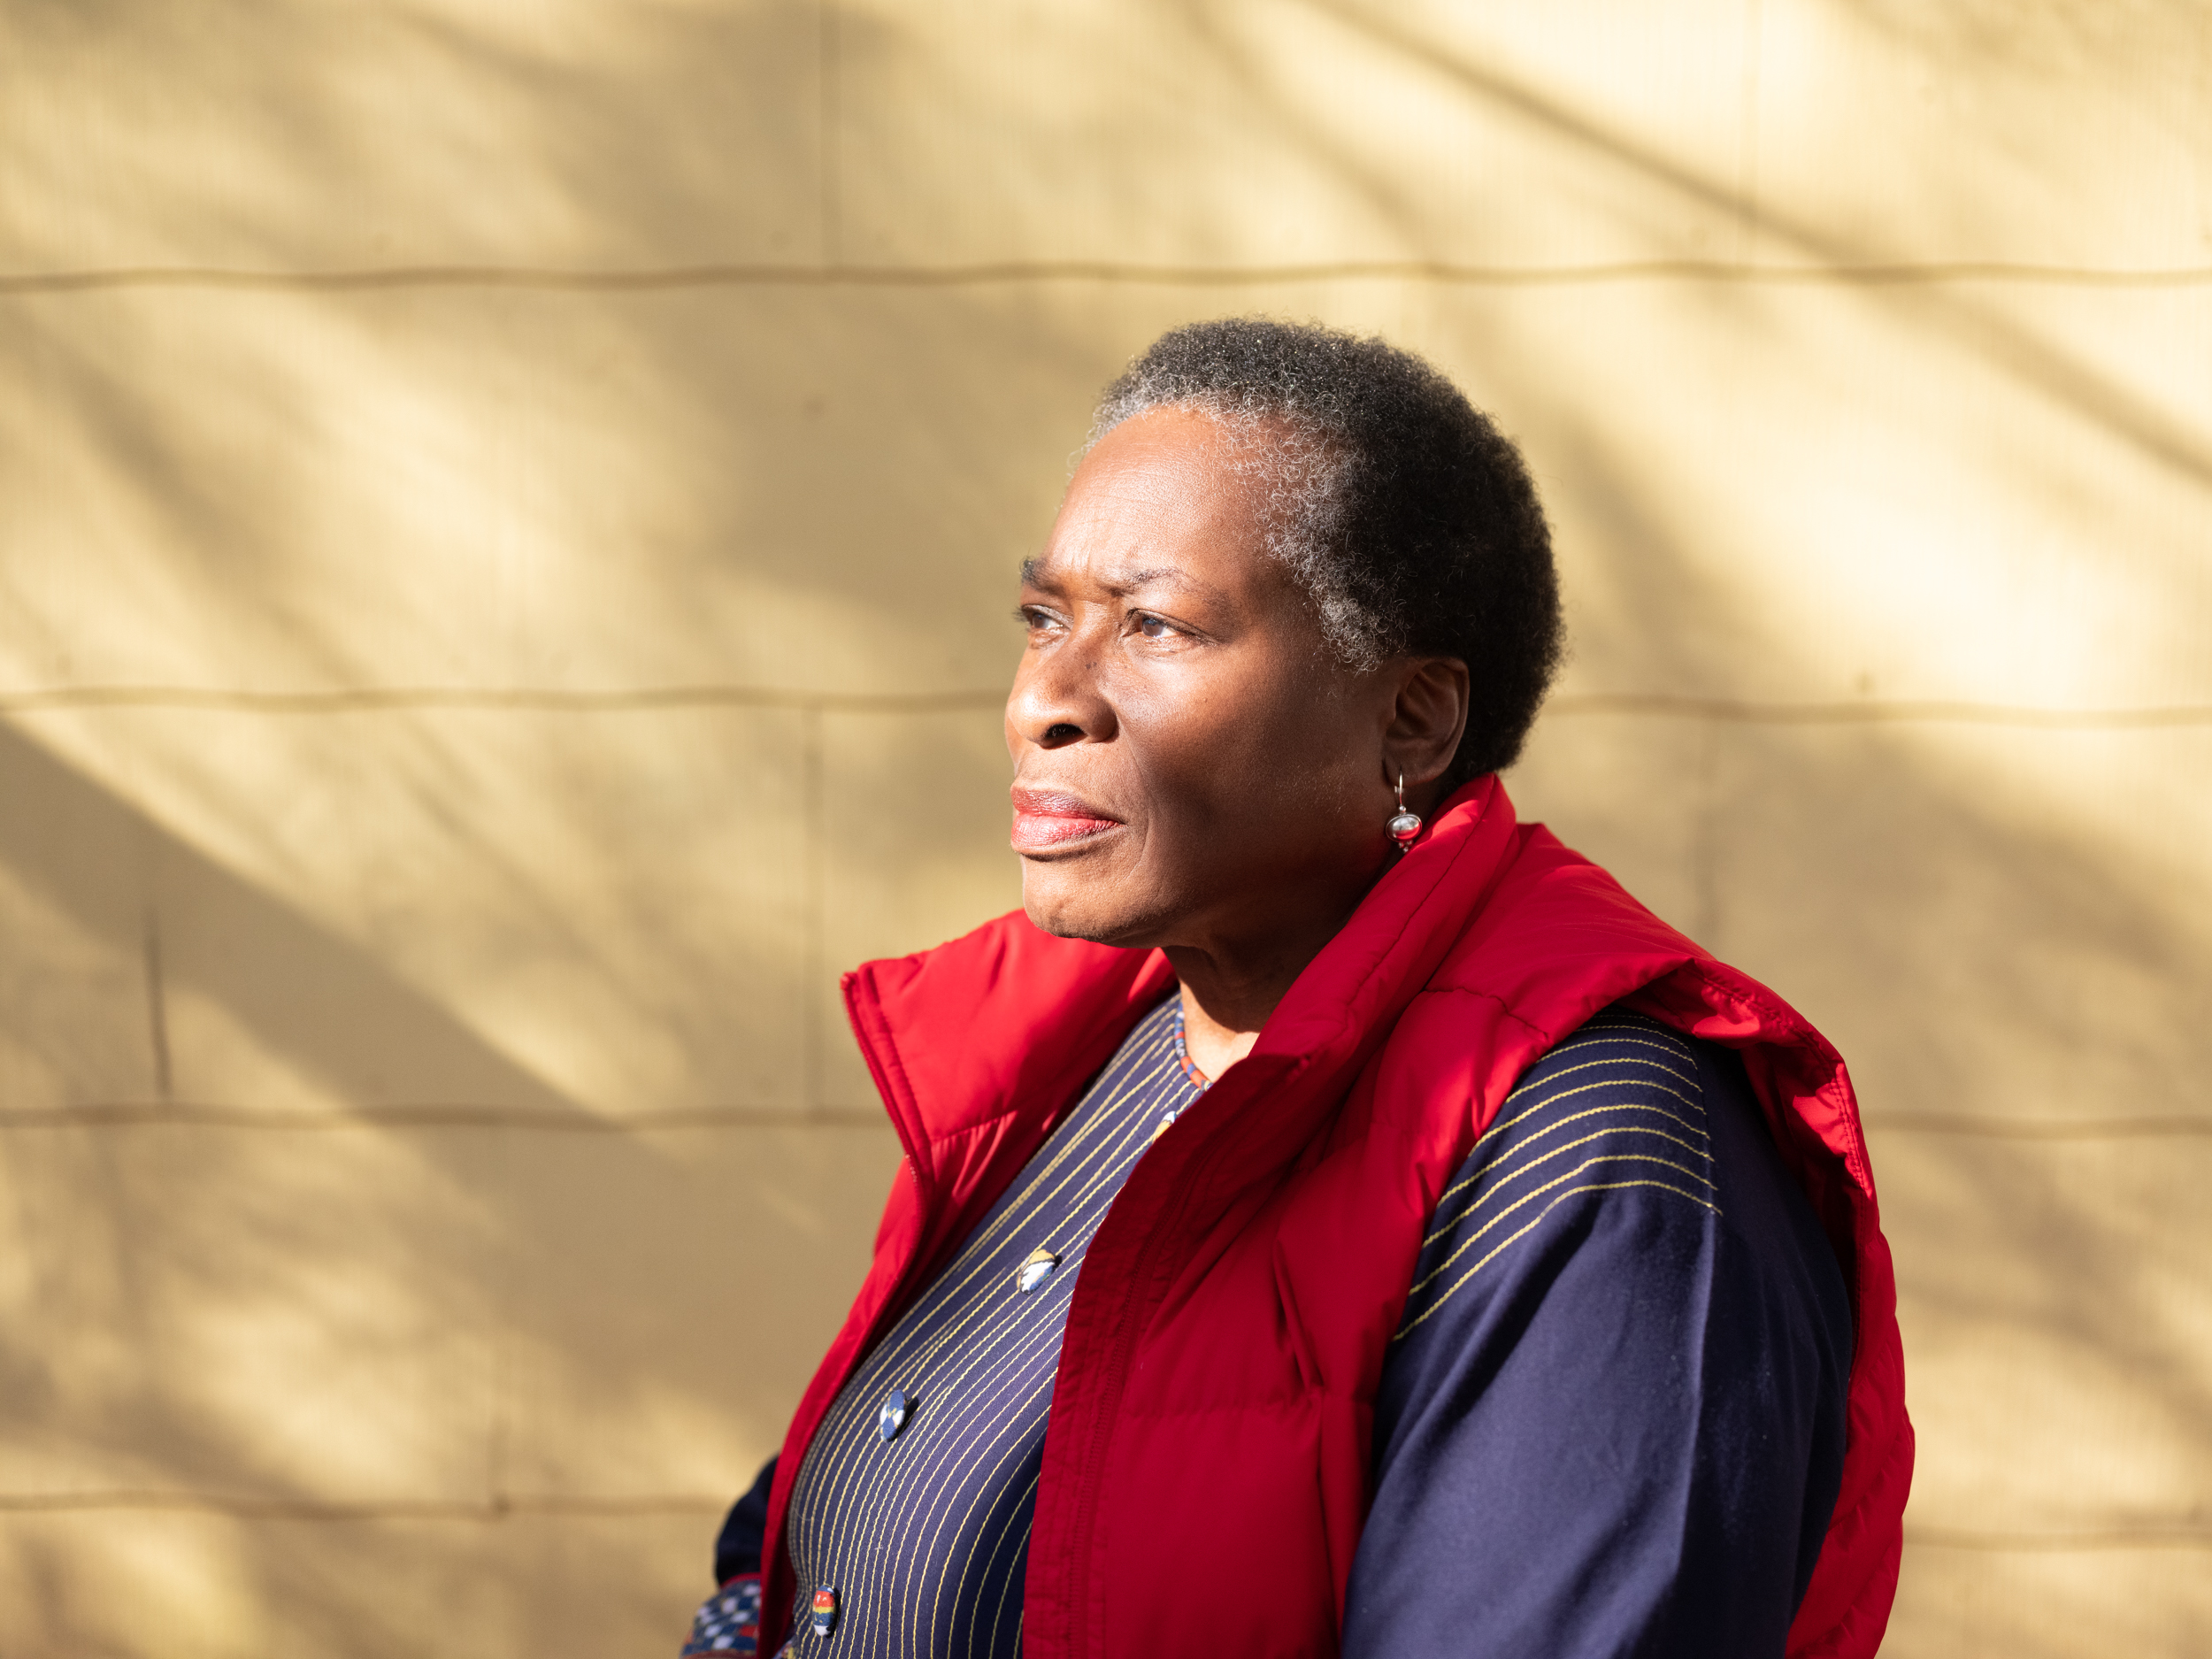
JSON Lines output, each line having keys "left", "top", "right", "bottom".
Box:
{"left": 1133, "top": 612, "right": 1180, "bottom": 641}
{"left": 1017, "top": 603, "right": 1066, "bottom": 634}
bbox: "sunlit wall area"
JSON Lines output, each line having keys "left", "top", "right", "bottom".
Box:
{"left": 2, "top": 3, "right": 2208, "bottom": 1654}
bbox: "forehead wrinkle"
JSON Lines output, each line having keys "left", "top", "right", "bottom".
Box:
{"left": 1019, "top": 555, "right": 1230, "bottom": 606}
{"left": 1102, "top": 565, "right": 1230, "bottom": 602}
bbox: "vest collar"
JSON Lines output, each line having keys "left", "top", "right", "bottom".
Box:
{"left": 842, "top": 775, "right": 1522, "bottom": 1194}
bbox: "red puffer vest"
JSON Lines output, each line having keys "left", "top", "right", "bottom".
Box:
{"left": 761, "top": 777, "right": 1911, "bottom": 1657}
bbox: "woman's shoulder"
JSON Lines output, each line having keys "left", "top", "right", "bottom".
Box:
{"left": 1396, "top": 1010, "right": 1730, "bottom": 1337}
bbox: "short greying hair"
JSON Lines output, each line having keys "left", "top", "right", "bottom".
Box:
{"left": 1091, "top": 318, "right": 1563, "bottom": 784}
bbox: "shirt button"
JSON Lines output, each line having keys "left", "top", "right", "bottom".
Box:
{"left": 810, "top": 1585, "right": 840, "bottom": 1638}
{"left": 1015, "top": 1247, "right": 1060, "bottom": 1293}
{"left": 878, "top": 1389, "right": 911, "bottom": 1442}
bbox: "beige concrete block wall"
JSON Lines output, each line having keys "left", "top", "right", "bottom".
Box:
{"left": 2, "top": 2, "right": 2206, "bottom": 1652}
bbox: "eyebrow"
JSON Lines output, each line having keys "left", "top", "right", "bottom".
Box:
{"left": 1018, "top": 558, "right": 1230, "bottom": 603}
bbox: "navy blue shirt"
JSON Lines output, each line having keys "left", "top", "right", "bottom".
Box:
{"left": 745, "top": 1000, "right": 1851, "bottom": 1658}
{"left": 1343, "top": 1007, "right": 1853, "bottom": 1657}
{"left": 778, "top": 998, "right": 1202, "bottom": 1657}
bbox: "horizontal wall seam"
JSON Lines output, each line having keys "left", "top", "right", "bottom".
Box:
{"left": 0, "top": 1104, "right": 888, "bottom": 1131}
{"left": 0, "top": 685, "right": 1003, "bottom": 715}
{"left": 1906, "top": 1525, "right": 2212, "bottom": 1553}
{"left": 4, "top": 1105, "right": 2200, "bottom": 1137}
{"left": 5, "top": 259, "right": 2212, "bottom": 296}
{"left": 1546, "top": 695, "right": 2212, "bottom": 728}
{"left": 1861, "top": 1113, "right": 2212, "bottom": 1140}
{"left": 4, "top": 687, "right": 2208, "bottom": 728}
{"left": 0, "top": 1490, "right": 725, "bottom": 1520}
{"left": 4, "top": 1495, "right": 2201, "bottom": 1548}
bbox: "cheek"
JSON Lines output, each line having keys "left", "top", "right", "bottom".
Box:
{"left": 1117, "top": 686, "right": 1250, "bottom": 823}
{"left": 1125, "top": 672, "right": 1368, "bottom": 844}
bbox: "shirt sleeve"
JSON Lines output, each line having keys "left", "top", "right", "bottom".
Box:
{"left": 1341, "top": 1011, "right": 1854, "bottom": 1659}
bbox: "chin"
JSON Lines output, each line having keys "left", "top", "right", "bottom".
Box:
{"left": 1018, "top": 887, "right": 1121, "bottom": 946}
{"left": 1022, "top": 904, "right": 1119, "bottom": 945}
{"left": 1018, "top": 864, "right": 1166, "bottom": 949}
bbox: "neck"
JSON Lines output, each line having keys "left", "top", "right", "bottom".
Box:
{"left": 1165, "top": 887, "right": 1369, "bottom": 1079}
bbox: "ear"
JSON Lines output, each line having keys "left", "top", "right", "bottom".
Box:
{"left": 1383, "top": 657, "right": 1470, "bottom": 799}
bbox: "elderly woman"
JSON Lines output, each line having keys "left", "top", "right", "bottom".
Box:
{"left": 695, "top": 319, "right": 1909, "bottom": 1659}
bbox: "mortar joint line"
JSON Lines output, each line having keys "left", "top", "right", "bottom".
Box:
{"left": 3, "top": 685, "right": 2206, "bottom": 727}
{"left": 5, "top": 258, "right": 2212, "bottom": 296}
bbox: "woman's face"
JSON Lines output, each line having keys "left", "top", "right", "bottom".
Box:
{"left": 1006, "top": 406, "right": 1411, "bottom": 955}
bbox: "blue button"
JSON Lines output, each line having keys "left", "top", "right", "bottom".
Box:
{"left": 878, "top": 1389, "right": 911, "bottom": 1442}
{"left": 1015, "top": 1247, "right": 1060, "bottom": 1293}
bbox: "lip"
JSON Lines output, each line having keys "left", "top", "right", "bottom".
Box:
{"left": 1010, "top": 787, "right": 1123, "bottom": 854}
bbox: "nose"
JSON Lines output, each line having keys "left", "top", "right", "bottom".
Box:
{"left": 1007, "top": 633, "right": 1117, "bottom": 752}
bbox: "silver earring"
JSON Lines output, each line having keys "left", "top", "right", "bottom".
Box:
{"left": 1387, "top": 770, "right": 1423, "bottom": 851}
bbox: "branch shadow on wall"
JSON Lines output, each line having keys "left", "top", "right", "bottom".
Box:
{"left": 0, "top": 721, "right": 896, "bottom": 1650}
{"left": 3, "top": 2, "right": 2208, "bottom": 1655}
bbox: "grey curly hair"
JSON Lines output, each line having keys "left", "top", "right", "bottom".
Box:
{"left": 1087, "top": 317, "right": 1563, "bottom": 783}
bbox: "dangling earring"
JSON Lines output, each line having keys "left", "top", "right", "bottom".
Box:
{"left": 1386, "top": 770, "right": 1423, "bottom": 852}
